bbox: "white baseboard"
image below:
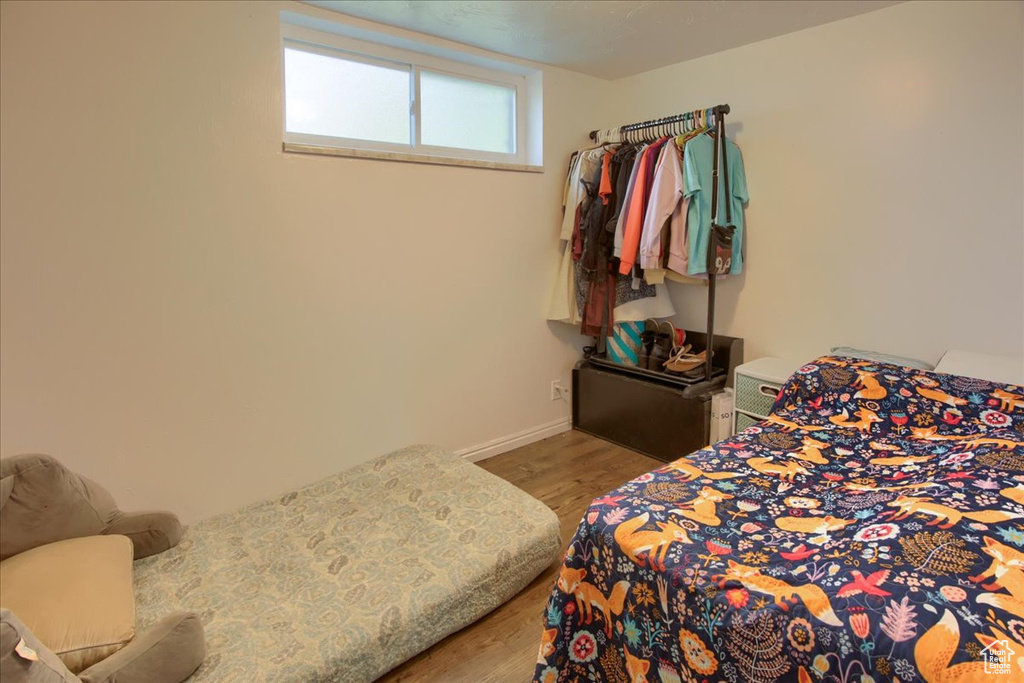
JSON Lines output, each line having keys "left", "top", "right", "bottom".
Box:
{"left": 455, "top": 417, "right": 572, "bottom": 463}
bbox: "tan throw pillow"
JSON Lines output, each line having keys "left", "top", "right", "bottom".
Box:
{"left": 0, "top": 536, "right": 135, "bottom": 673}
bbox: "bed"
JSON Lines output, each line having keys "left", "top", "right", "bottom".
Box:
{"left": 535, "top": 356, "right": 1024, "bottom": 682}
{"left": 131, "top": 444, "right": 561, "bottom": 683}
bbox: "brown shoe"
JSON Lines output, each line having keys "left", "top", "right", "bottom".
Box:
{"left": 664, "top": 349, "right": 706, "bottom": 373}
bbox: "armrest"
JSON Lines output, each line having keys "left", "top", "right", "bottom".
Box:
{"left": 104, "top": 511, "right": 182, "bottom": 560}
{"left": 0, "top": 608, "right": 80, "bottom": 682}
{"left": 1, "top": 455, "right": 183, "bottom": 562}
{"left": 0, "top": 455, "right": 116, "bottom": 560}
{"left": 77, "top": 613, "right": 205, "bottom": 683}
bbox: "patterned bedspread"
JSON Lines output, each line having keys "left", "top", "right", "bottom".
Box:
{"left": 535, "top": 357, "right": 1024, "bottom": 682}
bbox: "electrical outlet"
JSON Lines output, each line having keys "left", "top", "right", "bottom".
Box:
{"left": 550, "top": 380, "right": 568, "bottom": 401}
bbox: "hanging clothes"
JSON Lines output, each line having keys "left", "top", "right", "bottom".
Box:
{"left": 570, "top": 148, "right": 605, "bottom": 262}
{"left": 559, "top": 152, "right": 583, "bottom": 243}
{"left": 613, "top": 143, "right": 646, "bottom": 260}
{"left": 580, "top": 156, "right": 616, "bottom": 272}
{"left": 577, "top": 161, "right": 613, "bottom": 337}
{"left": 682, "top": 132, "right": 749, "bottom": 276}
{"left": 577, "top": 147, "right": 658, "bottom": 336}
{"left": 547, "top": 246, "right": 579, "bottom": 324}
{"left": 617, "top": 138, "right": 670, "bottom": 276}
{"left": 639, "top": 141, "right": 686, "bottom": 284}
{"left": 637, "top": 121, "right": 720, "bottom": 283}
{"left": 548, "top": 129, "right": 710, "bottom": 332}
{"left": 613, "top": 282, "right": 677, "bottom": 320}
{"left": 548, "top": 147, "right": 601, "bottom": 324}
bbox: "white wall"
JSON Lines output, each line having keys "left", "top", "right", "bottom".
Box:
{"left": 607, "top": 0, "right": 1024, "bottom": 365}
{"left": 0, "top": 0, "right": 608, "bottom": 521}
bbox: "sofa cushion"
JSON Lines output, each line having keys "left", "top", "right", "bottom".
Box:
{"left": 0, "top": 536, "right": 135, "bottom": 673}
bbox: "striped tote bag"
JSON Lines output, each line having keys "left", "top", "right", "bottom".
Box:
{"left": 606, "top": 322, "right": 644, "bottom": 367}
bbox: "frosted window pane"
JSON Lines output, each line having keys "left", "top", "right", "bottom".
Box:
{"left": 420, "top": 71, "right": 515, "bottom": 154}
{"left": 285, "top": 48, "right": 410, "bottom": 145}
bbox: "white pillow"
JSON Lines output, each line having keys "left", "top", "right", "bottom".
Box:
{"left": 829, "top": 346, "right": 934, "bottom": 370}
{"left": 934, "top": 349, "right": 1024, "bottom": 385}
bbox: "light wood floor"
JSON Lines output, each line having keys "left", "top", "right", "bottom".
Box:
{"left": 378, "top": 430, "right": 660, "bottom": 683}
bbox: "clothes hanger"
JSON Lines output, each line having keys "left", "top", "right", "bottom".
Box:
{"left": 678, "top": 110, "right": 703, "bottom": 147}
{"left": 674, "top": 114, "right": 690, "bottom": 147}
{"left": 704, "top": 109, "right": 718, "bottom": 138}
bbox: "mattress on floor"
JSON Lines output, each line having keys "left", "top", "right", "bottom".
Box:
{"left": 133, "top": 444, "right": 561, "bottom": 683}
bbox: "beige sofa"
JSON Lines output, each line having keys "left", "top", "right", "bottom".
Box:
{"left": 0, "top": 454, "right": 206, "bottom": 683}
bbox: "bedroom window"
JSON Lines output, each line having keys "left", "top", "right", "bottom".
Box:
{"left": 280, "top": 12, "right": 542, "bottom": 171}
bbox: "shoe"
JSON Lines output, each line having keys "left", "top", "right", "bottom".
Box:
{"left": 637, "top": 319, "right": 658, "bottom": 369}
{"left": 648, "top": 321, "right": 674, "bottom": 372}
{"left": 663, "top": 348, "right": 707, "bottom": 373}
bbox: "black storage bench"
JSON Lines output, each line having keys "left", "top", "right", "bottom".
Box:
{"left": 572, "top": 331, "right": 743, "bottom": 462}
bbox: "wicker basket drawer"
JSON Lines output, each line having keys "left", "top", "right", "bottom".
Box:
{"left": 735, "top": 373, "right": 783, "bottom": 418}
{"left": 735, "top": 411, "right": 762, "bottom": 432}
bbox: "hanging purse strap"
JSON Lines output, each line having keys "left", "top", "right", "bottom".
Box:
{"left": 709, "top": 115, "right": 730, "bottom": 226}
{"left": 706, "top": 112, "right": 735, "bottom": 279}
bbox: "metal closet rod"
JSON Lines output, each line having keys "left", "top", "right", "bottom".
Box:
{"left": 589, "top": 103, "right": 730, "bottom": 141}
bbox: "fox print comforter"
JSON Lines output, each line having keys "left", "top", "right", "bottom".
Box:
{"left": 535, "top": 356, "right": 1024, "bottom": 682}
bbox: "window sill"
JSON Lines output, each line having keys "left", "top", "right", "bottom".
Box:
{"left": 282, "top": 143, "right": 543, "bottom": 173}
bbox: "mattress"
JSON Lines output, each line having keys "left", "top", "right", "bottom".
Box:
{"left": 535, "top": 356, "right": 1024, "bottom": 682}
{"left": 134, "top": 444, "right": 561, "bottom": 682}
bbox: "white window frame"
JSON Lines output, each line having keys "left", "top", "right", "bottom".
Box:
{"left": 280, "top": 20, "right": 540, "bottom": 170}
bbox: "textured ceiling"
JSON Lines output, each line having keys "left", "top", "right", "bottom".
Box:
{"left": 306, "top": 1, "right": 903, "bottom": 80}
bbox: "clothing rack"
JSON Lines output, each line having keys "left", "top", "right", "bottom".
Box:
{"left": 589, "top": 104, "right": 730, "bottom": 145}
{"left": 590, "top": 103, "right": 731, "bottom": 382}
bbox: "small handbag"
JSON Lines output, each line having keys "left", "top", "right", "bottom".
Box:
{"left": 707, "top": 115, "right": 736, "bottom": 276}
